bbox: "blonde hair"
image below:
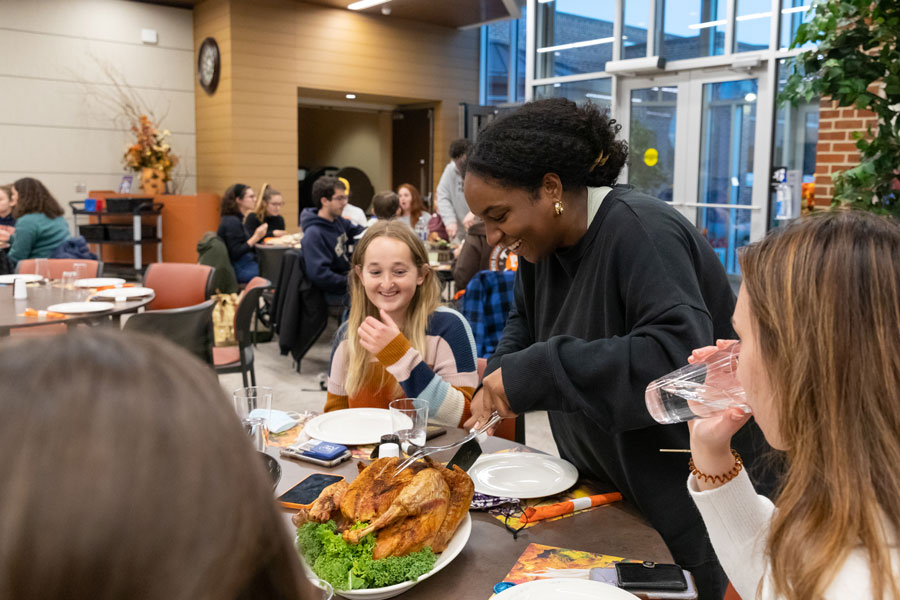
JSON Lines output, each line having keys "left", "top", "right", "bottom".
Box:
{"left": 250, "top": 183, "right": 281, "bottom": 224}
{"left": 344, "top": 220, "right": 441, "bottom": 397}
{"left": 739, "top": 209, "right": 900, "bottom": 600}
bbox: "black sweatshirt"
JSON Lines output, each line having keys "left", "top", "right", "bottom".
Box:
{"left": 217, "top": 215, "right": 253, "bottom": 262}
{"left": 486, "top": 185, "right": 776, "bottom": 579}
{"left": 244, "top": 212, "right": 285, "bottom": 236}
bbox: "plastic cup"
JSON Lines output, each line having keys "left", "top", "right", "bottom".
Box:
{"left": 645, "top": 341, "right": 750, "bottom": 424}
{"left": 233, "top": 386, "right": 273, "bottom": 451}
{"left": 390, "top": 398, "right": 429, "bottom": 448}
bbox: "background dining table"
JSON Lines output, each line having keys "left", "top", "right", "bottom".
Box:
{"left": 0, "top": 281, "right": 155, "bottom": 336}
{"left": 270, "top": 427, "right": 678, "bottom": 600}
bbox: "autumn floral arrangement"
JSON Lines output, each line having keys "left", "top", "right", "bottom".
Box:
{"left": 123, "top": 115, "right": 178, "bottom": 183}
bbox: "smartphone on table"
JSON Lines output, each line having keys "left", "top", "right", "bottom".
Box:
{"left": 277, "top": 473, "right": 345, "bottom": 509}
{"left": 280, "top": 440, "right": 351, "bottom": 467}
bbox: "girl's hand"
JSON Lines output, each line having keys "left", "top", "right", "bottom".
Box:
{"left": 463, "top": 368, "right": 516, "bottom": 434}
{"left": 248, "top": 223, "right": 268, "bottom": 245}
{"left": 358, "top": 309, "right": 401, "bottom": 355}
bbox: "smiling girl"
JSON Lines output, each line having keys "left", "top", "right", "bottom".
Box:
{"left": 324, "top": 220, "right": 477, "bottom": 427}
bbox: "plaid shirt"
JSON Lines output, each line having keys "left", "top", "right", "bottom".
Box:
{"left": 459, "top": 270, "right": 517, "bottom": 358}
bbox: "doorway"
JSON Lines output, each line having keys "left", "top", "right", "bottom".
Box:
{"left": 391, "top": 107, "right": 434, "bottom": 204}
{"left": 619, "top": 68, "right": 769, "bottom": 275}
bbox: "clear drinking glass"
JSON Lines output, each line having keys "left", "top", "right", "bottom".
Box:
{"left": 72, "top": 262, "right": 89, "bottom": 281}
{"left": 389, "top": 398, "right": 429, "bottom": 448}
{"left": 233, "top": 386, "right": 273, "bottom": 451}
{"left": 645, "top": 341, "right": 750, "bottom": 424}
{"left": 309, "top": 578, "right": 333, "bottom": 600}
{"left": 33, "top": 258, "right": 50, "bottom": 281}
{"left": 61, "top": 271, "right": 77, "bottom": 290}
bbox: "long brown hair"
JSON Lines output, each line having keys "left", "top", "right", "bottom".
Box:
{"left": 740, "top": 209, "right": 900, "bottom": 600}
{"left": 12, "top": 177, "right": 63, "bottom": 219}
{"left": 398, "top": 183, "right": 426, "bottom": 228}
{"left": 221, "top": 183, "right": 249, "bottom": 218}
{"left": 252, "top": 183, "right": 281, "bottom": 224}
{"left": 344, "top": 220, "right": 440, "bottom": 397}
{"left": 0, "top": 330, "right": 313, "bottom": 600}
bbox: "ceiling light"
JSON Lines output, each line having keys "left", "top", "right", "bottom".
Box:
{"left": 744, "top": 92, "right": 757, "bottom": 102}
{"left": 345, "top": 93, "right": 357, "bottom": 99}
{"left": 736, "top": 11, "right": 772, "bottom": 21}
{"left": 781, "top": 4, "right": 811, "bottom": 13}
{"left": 537, "top": 36, "right": 615, "bottom": 53}
{"left": 688, "top": 19, "right": 726, "bottom": 30}
{"left": 348, "top": 0, "right": 390, "bottom": 10}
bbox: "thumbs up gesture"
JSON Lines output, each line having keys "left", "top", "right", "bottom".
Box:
{"left": 358, "top": 309, "right": 402, "bottom": 355}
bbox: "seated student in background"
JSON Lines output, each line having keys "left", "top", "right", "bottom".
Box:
{"left": 0, "top": 178, "right": 69, "bottom": 266}
{"left": 217, "top": 183, "right": 268, "bottom": 283}
{"left": 688, "top": 210, "right": 900, "bottom": 600}
{"left": 396, "top": 183, "right": 431, "bottom": 241}
{"left": 325, "top": 220, "right": 477, "bottom": 427}
{"left": 339, "top": 177, "right": 368, "bottom": 228}
{"left": 370, "top": 190, "right": 400, "bottom": 222}
{"left": 0, "top": 330, "right": 314, "bottom": 600}
{"left": 299, "top": 176, "right": 365, "bottom": 308}
{"left": 244, "top": 183, "right": 286, "bottom": 237}
{"left": 451, "top": 216, "right": 494, "bottom": 290}
{"left": 0, "top": 184, "right": 15, "bottom": 232}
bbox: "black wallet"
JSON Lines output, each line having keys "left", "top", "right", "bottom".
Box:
{"left": 616, "top": 562, "right": 688, "bottom": 591}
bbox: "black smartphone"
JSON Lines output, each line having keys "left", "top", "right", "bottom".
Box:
{"left": 277, "top": 473, "right": 344, "bottom": 509}
{"left": 616, "top": 562, "right": 688, "bottom": 591}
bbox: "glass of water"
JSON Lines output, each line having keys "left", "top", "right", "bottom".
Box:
{"left": 389, "top": 398, "right": 429, "bottom": 449}
{"left": 645, "top": 341, "right": 750, "bottom": 424}
{"left": 233, "top": 386, "right": 273, "bottom": 451}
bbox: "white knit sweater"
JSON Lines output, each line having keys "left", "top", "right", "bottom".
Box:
{"left": 688, "top": 469, "right": 899, "bottom": 599}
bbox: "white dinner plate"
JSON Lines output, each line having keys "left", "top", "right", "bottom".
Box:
{"left": 303, "top": 408, "right": 394, "bottom": 445}
{"left": 73, "top": 277, "right": 126, "bottom": 288}
{"left": 468, "top": 452, "right": 579, "bottom": 498}
{"left": 46, "top": 301, "right": 115, "bottom": 314}
{"left": 493, "top": 579, "right": 639, "bottom": 599}
{"left": 92, "top": 286, "right": 154, "bottom": 300}
{"left": 305, "top": 513, "right": 472, "bottom": 600}
{"left": 0, "top": 274, "right": 44, "bottom": 284}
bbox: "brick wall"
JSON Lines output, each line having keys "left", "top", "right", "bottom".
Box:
{"left": 812, "top": 99, "right": 878, "bottom": 203}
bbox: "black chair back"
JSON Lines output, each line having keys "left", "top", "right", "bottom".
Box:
{"left": 122, "top": 299, "right": 217, "bottom": 365}
{"left": 234, "top": 278, "right": 271, "bottom": 348}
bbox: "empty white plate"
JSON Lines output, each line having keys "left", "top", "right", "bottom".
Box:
{"left": 303, "top": 408, "right": 394, "bottom": 445}
{"left": 493, "top": 579, "right": 638, "bottom": 599}
{"left": 468, "top": 452, "right": 579, "bottom": 498}
{"left": 47, "top": 301, "right": 115, "bottom": 314}
{"left": 74, "top": 277, "right": 126, "bottom": 288}
{"left": 0, "top": 274, "right": 44, "bottom": 284}
{"left": 92, "top": 287, "right": 154, "bottom": 300}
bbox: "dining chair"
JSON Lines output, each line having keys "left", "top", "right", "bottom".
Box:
{"left": 214, "top": 276, "right": 271, "bottom": 387}
{"left": 16, "top": 258, "right": 102, "bottom": 279}
{"left": 475, "top": 356, "right": 525, "bottom": 444}
{"left": 142, "top": 262, "right": 214, "bottom": 310}
{"left": 122, "top": 299, "right": 217, "bottom": 365}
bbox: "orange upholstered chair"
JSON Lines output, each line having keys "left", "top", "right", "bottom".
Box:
{"left": 16, "top": 259, "right": 101, "bottom": 279}
{"left": 476, "top": 357, "right": 525, "bottom": 443}
{"left": 143, "top": 263, "right": 214, "bottom": 310}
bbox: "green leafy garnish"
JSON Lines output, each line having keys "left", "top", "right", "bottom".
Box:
{"left": 296, "top": 521, "right": 437, "bottom": 591}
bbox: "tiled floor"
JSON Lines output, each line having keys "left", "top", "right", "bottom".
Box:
{"left": 217, "top": 320, "right": 559, "bottom": 456}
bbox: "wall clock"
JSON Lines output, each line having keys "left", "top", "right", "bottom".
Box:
{"left": 197, "top": 37, "right": 220, "bottom": 95}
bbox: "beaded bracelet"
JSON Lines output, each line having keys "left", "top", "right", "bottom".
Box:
{"left": 689, "top": 449, "right": 743, "bottom": 485}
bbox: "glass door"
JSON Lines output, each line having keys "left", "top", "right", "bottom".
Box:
{"left": 621, "top": 69, "right": 769, "bottom": 276}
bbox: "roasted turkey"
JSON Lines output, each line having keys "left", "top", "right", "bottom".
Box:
{"left": 292, "top": 456, "right": 474, "bottom": 559}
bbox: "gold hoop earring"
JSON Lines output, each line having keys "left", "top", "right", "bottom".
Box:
{"left": 554, "top": 200, "right": 564, "bottom": 216}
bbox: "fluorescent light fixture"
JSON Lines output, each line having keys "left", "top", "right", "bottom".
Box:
{"left": 348, "top": 0, "right": 390, "bottom": 10}
{"left": 731, "top": 177, "right": 740, "bottom": 187}
{"left": 736, "top": 11, "right": 772, "bottom": 21}
{"left": 538, "top": 0, "right": 555, "bottom": 3}
{"left": 688, "top": 19, "right": 726, "bottom": 30}
{"left": 585, "top": 93, "right": 612, "bottom": 100}
{"left": 345, "top": 93, "right": 357, "bottom": 99}
{"left": 782, "top": 4, "right": 811, "bottom": 14}
{"left": 537, "top": 36, "right": 615, "bottom": 53}
{"left": 744, "top": 92, "right": 757, "bottom": 102}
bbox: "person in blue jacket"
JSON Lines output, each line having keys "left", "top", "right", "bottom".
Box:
{"left": 299, "top": 176, "right": 365, "bottom": 309}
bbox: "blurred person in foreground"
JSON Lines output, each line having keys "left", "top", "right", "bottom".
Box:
{"left": 0, "top": 329, "right": 314, "bottom": 600}
{"left": 688, "top": 210, "right": 900, "bottom": 600}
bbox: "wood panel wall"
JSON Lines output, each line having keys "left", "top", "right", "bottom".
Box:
{"left": 193, "top": 0, "right": 480, "bottom": 229}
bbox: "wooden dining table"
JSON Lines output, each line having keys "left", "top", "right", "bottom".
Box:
{"left": 270, "top": 427, "right": 679, "bottom": 600}
{"left": 0, "top": 281, "right": 155, "bottom": 336}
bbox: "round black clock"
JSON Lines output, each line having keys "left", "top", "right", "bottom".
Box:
{"left": 197, "top": 37, "right": 220, "bottom": 95}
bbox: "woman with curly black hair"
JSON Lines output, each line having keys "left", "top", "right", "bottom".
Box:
{"left": 464, "top": 98, "right": 776, "bottom": 600}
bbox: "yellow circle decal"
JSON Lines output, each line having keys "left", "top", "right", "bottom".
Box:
{"left": 644, "top": 148, "right": 659, "bottom": 167}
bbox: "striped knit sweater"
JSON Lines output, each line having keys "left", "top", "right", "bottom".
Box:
{"left": 325, "top": 306, "right": 478, "bottom": 427}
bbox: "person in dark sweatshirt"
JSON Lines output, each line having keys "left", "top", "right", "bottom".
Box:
{"left": 463, "top": 99, "right": 777, "bottom": 600}
{"left": 217, "top": 183, "right": 267, "bottom": 283}
{"left": 299, "top": 176, "right": 365, "bottom": 307}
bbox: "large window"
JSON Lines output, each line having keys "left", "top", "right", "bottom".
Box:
{"left": 658, "top": 0, "right": 727, "bottom": 61}
{"left": 629, "top": 86, "right": 677, "bottom": 202}
{"left": 535, "top": 0, "right": 616, "bottom": 78}
{"left": 533, "top": 78, "right": 612, "bottom": 110}
{"left": 622, "top": 0, "right": 652, "bottom": 60}
{"left": 479, "top": 9, "right": 526, "bottom": 106}
{"left": 779, "top": 0, "right": 815, "bottom": 50}
{"left": 735, "top": 0, "right": 771, "bottom": 52}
